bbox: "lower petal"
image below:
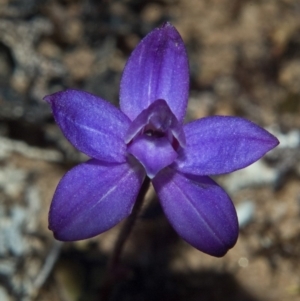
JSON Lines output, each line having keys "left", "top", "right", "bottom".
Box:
{"left": 49, "top": 158, "right": 145, "bottom": 241}
{"left": 152, "top": 168, "right": 238, "bottom": 257}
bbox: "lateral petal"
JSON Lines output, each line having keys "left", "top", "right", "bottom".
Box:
{"left": 175, "top": 116, "right": 279, "bottom": 175}
{"left": 49, "top": 158, "right": 145, "bottom": 241}
{"left": 152, "top": 168, "right": 238, "bottom": 257}
{"left": 45, "top": 89, "right": 131, "bottom": 163}
{"left": 120, "top": 23, "right": 189, "bottom": 122}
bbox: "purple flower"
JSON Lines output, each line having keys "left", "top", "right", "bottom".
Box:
{"left": 45, "top": 23, "right": 279, "bottom": 257}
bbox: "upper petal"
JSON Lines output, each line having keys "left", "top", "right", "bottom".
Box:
{"left": 152, "top": 168, "right": 238, "bottom": 257}
{"left": 49, "top": 158, "right": 145, "bottom": 241}
{"left": 174, "top": 116, "right": 279, "bottom": 175}
{"left": 120, "top": 23, "right": 189, "bottom": 122}
{"left": 45, "top": 89, "right": 131, "bottom": 163}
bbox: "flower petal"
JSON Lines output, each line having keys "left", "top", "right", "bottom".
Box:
{"left": 45, "top": 89, "right": 131, "bottom": 163}
{"left": 152, "top": 168, "right": 238, "bottom": 257}
{"left": 49, "top": 158, "right": 145, "bottom": 241}
{"left": 128, "top": 135, "right": 178, "bottom": 179}
{"left": 120, "top": 22, "right": 189, "bottom": 122}
{"left": 174, "top": 116, "right": 279, "bottom": 175}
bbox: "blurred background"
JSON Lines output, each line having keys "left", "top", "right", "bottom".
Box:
{"left": 1, "top": 0, "right": 300, "bottom": 300}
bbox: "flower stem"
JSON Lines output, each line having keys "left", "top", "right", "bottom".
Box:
{"left": 101, "top": 176, "right": 151, "bottom": 300}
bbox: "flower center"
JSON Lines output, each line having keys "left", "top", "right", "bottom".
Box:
{"left": 144, "top": 128, "right": 165, "bottom": 138}
{"left": 125, "top": 99, "right": 185, "bottom": 179}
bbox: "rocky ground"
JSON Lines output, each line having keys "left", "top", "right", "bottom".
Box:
{"left": 1, "top": 0, "right": 300, "bottom": 300}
